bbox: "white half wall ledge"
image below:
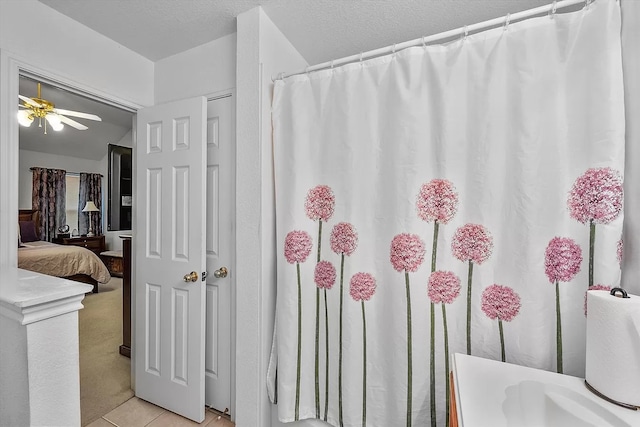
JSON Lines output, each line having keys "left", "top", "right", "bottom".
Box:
{"left": 0, "top": 268, "right": 92, "bottom": 324}
{"left": 0, "top": 267, "right": 91, "bottom": 427}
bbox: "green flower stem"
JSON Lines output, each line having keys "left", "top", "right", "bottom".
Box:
{"left": 295, "top": 263, "right": 302, "bottom": 421}
{"left": 430, "top": 221, "right": 439, "bottom": 427}
{"left": 466, "top": 261, "right": 474, "bottom": 355}
{"left": 405, "top": 271, "right": 413, "bottom": 427}
{"left": 361, "top": 301, "right": 367, "bottom": 427}
{"left": 314, "top": 287, "right": 320, "bottom": 418}
{"left": 556, "top": 281, "right": 563, "bottom": 374}
{"left": 339, "top": 254, "right": 345, "bottom": 427}
{"left": 589, "top": 220, "right": 595, "bottom": 288}
{"left": 324, "top": 288, "right": 329, "bottom": 421}
{"left": 314, "top": 220, "right": 323, "bottom": 418}
{"left": 498, "top": 320, "right": 505, "bottom": 363}
{"left": 430, "top": 302, "right": 436, "bottom": 427}
{"left": 431, "top": 221, "right": 439, "bottom": 272}
{"left": 443, "top": 304, "right": 450, "bottom": 427}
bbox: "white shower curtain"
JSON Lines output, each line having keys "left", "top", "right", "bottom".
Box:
{"left": 271, "top": 1, "right": 625, "bottom": 426}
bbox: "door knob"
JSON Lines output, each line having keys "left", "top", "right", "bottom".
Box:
{"left": 183, "top": 271, "right": 198, "bottom": 282}
{"left": 214, "top": 267, "right": 228, "bottom": 278}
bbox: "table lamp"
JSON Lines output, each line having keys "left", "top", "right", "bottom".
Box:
{"left": 82, "top": 201, "right": 100, "bottom": 237}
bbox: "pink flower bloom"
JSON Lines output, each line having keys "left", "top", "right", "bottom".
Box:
{"left": 427, "top": 271, "right": 461, "bottom": 304}
{"left": 330, "top": 222, "right": 358, "bottom": 256}
{"left": 481, "top": 284, "right": 521, "bottom": 322}
{"left": 617, "top": 238, "right": 624, "bottom": 266}
{"left": 390, "top": 233, "right": 426, "bottom": 273}
{"left": 451, "top": 224, "right": 493, "bottom": 264}
{"left": 568, "top": 168, "right": 623, "bottom": 225}
{"left": 544, "top": 237, "right": 582, "bottom": 283}
{"left": 584, "top": 284, "right": 611, "bottom": 316}
{"left": 315, "top": 260, "right": 336, "bottom": 290}
{"left": 350, "top": 272, "right": 376, "bottom": 302}
{"left": 284, "top": 230, "right": 313, "bottom": 264}
{"left": 305, "top": 185, "right": 335, "bottom": 222}
{"left": 416, "top": 179, "right": 459, "bottom": 224}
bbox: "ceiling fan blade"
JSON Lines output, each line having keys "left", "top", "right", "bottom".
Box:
{"left": 57, "top": 114, "right": 89, "bottom": 130}
{"left": 53, "top": 108, "right": 102, "bottom": 121}
{"left": 18, "top": 95, "right": 42, "bottom": 108}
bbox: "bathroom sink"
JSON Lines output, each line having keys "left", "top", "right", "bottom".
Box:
{"left": 452, "top": 353, "right": 640, "bottom": 427}
{"left": 502, "top": 380, "right": 632, "bottom": 427}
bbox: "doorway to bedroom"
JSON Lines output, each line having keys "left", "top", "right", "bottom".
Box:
{"left": 17, "top": 72, "right": 136, "bottom": 426}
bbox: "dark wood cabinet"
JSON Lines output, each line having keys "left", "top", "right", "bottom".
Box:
{"left": 52, "top": 235, "right": 105, "bottom": 256}
{"left": 119, "top": 235, "right": 132, "bottom": 358}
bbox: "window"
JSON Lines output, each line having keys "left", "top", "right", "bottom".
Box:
{"left": 66, "top": 174, "right": 80, "bottom": 234}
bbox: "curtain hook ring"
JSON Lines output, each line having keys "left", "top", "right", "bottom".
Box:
{"left": 422, "top": 36, "right": 426, "bottom": 48}
{"left": 330, "top": 60, "right": 335, "bottom": 70}
{"left": 504, "top": 13, "right": 511, "bottom": 31}
{"left": 359, "top": 52, "right": 363, "bottom": 62}
{"left": 585, "top": 0, "right": 592, "bottom": 10}
{"left": 392, "top": 43, "right": 397, "bottom": 54}
{"left": 463, "top": 25, "right": 469, "bottom": 40}
{"left": 278, "top": 72, "right": 284, "bottom": 80}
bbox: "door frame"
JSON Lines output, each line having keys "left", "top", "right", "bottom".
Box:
{"left": 0, "top": 52, "right": 141, "bottom": 268}
{"left": 205, "top": 90, "right": 237, "bottom": 419}
{"left": 1, "top": 53, "right": 237, "bottom": 420}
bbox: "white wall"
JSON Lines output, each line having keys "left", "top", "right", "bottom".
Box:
{"left": 236, "top": 7, "right": 310, "bottom": 427}
{"left": 155, "top": 34, "right": 236, "bottom": 103}
{"left": 0, "top": 0, "right": 153, "bottom": 107}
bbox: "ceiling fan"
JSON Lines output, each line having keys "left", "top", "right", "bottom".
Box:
{"left": 17, "top": 82, "right": 102, "bottom": 134}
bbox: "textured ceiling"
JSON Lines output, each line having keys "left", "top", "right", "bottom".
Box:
{"left": 27, "top": 0, "right": 557, "bottom": 160}
{"left": 38, "top": 0, "right": 553, "bottom": 64}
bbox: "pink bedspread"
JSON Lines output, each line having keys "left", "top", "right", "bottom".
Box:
{"left": 18, "top": 241, "right": 111, "bottom": 284}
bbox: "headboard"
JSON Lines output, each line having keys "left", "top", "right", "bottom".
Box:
{"left": 18, "top": 209, "right": 40, "bottom": 237}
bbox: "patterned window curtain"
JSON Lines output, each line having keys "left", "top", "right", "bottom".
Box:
{"left": 78, "top": 172, "right": 103, "bottom": 236}
{"left": 31, "top": 167, "right": 66, "bottom": 241}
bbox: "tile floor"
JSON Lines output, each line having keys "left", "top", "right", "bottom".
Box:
{"left": 86, "top": 397, "right": 234, "bottom": 427}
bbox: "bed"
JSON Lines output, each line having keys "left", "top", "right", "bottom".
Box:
{"left": 18, "top": 209, "right": 111, "bottom": 292}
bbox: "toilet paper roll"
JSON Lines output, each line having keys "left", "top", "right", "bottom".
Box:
{"left": 585, "top": 289, "right": 640, "bottom": 408}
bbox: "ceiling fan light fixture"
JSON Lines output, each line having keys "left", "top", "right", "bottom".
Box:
{"left": 17, "top": 109, "right": 34, "bottom": 127}
{"left": 45, "top": 114, "right": 64, "bottom": 131}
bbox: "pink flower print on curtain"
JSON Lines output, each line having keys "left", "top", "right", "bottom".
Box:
{"left": 416, "top": 179, "right": 458, "bottom": 427}
{"left": 584, "top": 284, "right": 611, "bottom": 316}
{"left": 350, "top": 272, "right": 377, "bottom": 427}
{"left": 545, "top": 237, "right": 582, "bottom": 374}
{"left": 330, "top": 222, "right": 358, "bottom": 427}
{"left": 617, "top": 238, "right": 623, "bottom": 268}
{"left": 306, "top": 185, "right": 335, "bottom": 420}
{"left": 451, "top": 223, "right": 493, "bottom": 355}
{"left": 390, "top": 233, "right": 426, "bottom": 427}
{"left": 481, "top": 284, "right": 521, "bottom": 362}
{"left": 427, "top": 271, "right": 461, "bottom": 427}
{"left": 568, "top": 167, "right": 623, "bottom": 287}
{"left": 284, "top": 230, "right": 313, "bottom": 421}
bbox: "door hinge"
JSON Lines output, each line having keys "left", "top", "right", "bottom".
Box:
{"left": 202, "top": 271, "right": 207, "bottom": 281}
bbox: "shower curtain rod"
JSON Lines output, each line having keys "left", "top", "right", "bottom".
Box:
{"left": 274, "top": 0, "right": 591, "bottom": 81}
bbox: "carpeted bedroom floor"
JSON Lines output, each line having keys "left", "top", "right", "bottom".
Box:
{"left": 79, "top": 277, "right": 134, "bottom": 426}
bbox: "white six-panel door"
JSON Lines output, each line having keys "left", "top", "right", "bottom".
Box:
{"left": 134, "top": 97, "right": 207, "bottom": 423}
{"left": 205, "top": 96, "right": 234, "bottom": 414}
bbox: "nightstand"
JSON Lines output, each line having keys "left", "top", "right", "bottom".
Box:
{"left": 52, "top": 235, "right": 106, "bottom": 257}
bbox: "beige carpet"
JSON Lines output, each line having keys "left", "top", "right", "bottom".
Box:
{"left": 79, "top": 277, "right": 134, "bottom": 426}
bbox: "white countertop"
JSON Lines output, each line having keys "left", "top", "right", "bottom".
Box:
{"left": 452, "top": 353, "right": 640, "bottom": 427}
